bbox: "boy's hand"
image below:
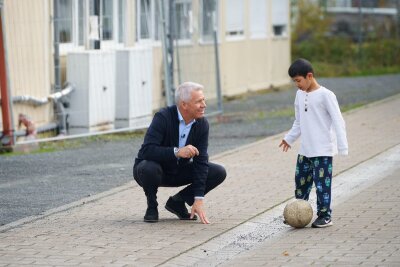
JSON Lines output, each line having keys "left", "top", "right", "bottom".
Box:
{"left": 279, "top": 140, "right": 291, "bottom": 152}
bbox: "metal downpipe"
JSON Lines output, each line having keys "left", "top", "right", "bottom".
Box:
{"left": 0, "top": 0, "right": 15, "bottom": 147}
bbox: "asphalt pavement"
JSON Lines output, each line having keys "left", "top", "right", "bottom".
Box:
{"left": 0, "top": 74, "right": 399, "bottom": 226}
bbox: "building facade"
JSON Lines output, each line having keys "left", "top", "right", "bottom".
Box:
{"left": 0, "top": 0, "right": 291, "bottom": 136}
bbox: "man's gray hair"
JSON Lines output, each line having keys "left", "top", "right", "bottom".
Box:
{"left": 175, "top": 82, "right": 204, "bottom": 104}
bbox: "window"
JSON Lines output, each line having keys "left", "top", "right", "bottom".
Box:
{"left": 99, "top": 0, "right": 125, "bottom": 48}
{"left": 101, "top": 0, "right": 113, "bottom": 40}
{"left": 200, "top": 0, "right": 218, "bottom": 42}
{"left": 272, "top": 0, "right": 288, "bottom": 37}
{"left": 78, "top": 0, "right": 86, "bottom": 45}
{"left": 138, "top": 0, "right": 150, "bottom": 39}
{"left": 174, "top": 0, "right": 192, "bottom": 40}
{"left": 58, "top": 0, "right": 73, "bottom": 43}
{"left": 118, "top": 0, "right": 125, "bottom": 43}
{"left": 57, "top": 0, "right": 86, "bottom": 52}
{"left": 136, "top": 0, "right": 161, "bottom": 42}
{"left": 250, "top": 0, "right": 267, "bottom": 38}
{"left": 154, "top": 2, "right": 160, "bottom": 41}
{"left": 57, "top": 0, "right": 125, "bottom": 52}
{"left": 226, "top": 0, "right": 244, "bottom": 38}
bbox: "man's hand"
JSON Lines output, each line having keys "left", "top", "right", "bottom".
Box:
{"left": 177, "top": 145, "right": 199, "bottom": 159}
{"left": 279, "top": 140, "right": 291, "bottom": 152}
{"left": 190, "top": 199, "right": 210, "bottom": 224}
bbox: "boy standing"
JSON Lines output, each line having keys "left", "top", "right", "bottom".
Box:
{"left": 279, "top": 58, "right": 348, "bottom": 228}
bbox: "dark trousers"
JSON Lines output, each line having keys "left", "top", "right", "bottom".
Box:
{"left": 294, "top": 155, "right": 333, "bottom": 219}
{"left": 133, "top": 160, "right": 226, "bottom": 208}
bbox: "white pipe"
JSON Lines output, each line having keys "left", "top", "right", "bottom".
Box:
{"left": 0, "top": 84, "right": 74, "bottom": 106}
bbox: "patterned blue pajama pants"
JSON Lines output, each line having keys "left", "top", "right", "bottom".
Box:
{"left": 294, "top": 155, "right": 333, "bottom": 219}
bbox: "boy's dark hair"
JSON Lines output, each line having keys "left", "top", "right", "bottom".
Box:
{"left": 288, "top": 58, "right": 314, "bottom": 78}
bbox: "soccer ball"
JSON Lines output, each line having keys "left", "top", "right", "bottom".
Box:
{"left": 283, "top": 199, "right": 313, "bottom": 228}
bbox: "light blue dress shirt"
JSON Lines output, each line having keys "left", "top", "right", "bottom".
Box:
{"left": 177, "top": 108, "right": 195, "bottom": 148}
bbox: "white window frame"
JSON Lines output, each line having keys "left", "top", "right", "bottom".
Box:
{"left": 136, "top": 0, "right": 161, "bottom": 44}
{"left": 225, "top": 0, "right": 245, "bottom": 41}
{"left": 58, "top": 0, "right": 125, "bottom": 54}
{"left": 271, "top": 0, "right": 289, "bottom": 38}
{"left": 174, "top": 0, "right": 193, "bottom": 44}
{"left": 250, "top": 0, "right": 268, "bottom": 39}
{"left": 199, "top": 0, "right": 218, "bottom": 44}
{"left": 100, "top": 0, "right": 124, "bottom": 50}
{"left": 59, "top": 0, "right": 87, "bottom": 55}
{"left": 137, "top": 0, "right": 192, "bottom": 45}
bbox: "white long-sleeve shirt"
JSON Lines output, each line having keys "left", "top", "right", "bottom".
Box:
{"left": 284, "top": 86, "right": 348, "bottom": 157}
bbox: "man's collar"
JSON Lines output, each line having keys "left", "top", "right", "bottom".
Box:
{"left": 177, "top": 106, "right": 195, "bottom": 125}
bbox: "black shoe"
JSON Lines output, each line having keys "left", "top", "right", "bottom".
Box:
{"left": 311, "top": 216, "right": 332, "bottom": 228}
{"left": 165, "top": 197, "right": 197, "bottom": 220}
{"left": 144, "top": 207, "right": 159, "bottom": 223}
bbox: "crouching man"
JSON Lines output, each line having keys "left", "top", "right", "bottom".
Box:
{"left": 133, "top": 82, "right": 226, "bottom": 224}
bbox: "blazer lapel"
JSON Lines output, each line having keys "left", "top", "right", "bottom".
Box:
{"left": 171, "top": 106, "right": 180, "bottom": 147}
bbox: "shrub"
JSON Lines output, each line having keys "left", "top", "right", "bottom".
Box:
{"left": 291, "top": 0, "right": 400, "bottom": 76}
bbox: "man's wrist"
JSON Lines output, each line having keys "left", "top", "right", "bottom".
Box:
{"left": 194, "top": 196, "right": 204, "bottom": 200}
{"left": 174, "top": 147, "right": 180, "bottom": 158}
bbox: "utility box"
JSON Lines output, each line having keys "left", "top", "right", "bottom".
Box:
{"left": 66, "top": 51, "right": 116, "bottom": 134}
{"left": 115, "top": 47, "right": 153, "bottom": 129}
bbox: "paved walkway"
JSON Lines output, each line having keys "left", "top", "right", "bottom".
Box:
{"left": 220, "top": 166, "right": 400, "bottom": 266}
{"left": 0, "top": 94, "right": 399, "bottom": 266}
{"left": 163, "top": 145, "right": 399, "bottom": 266}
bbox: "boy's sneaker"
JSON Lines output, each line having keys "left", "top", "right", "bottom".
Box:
{"left": 311, "top": 216, "right": 333, "bottom": 228}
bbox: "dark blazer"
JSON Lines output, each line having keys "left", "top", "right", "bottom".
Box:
{"left": 134, "top": 105, "right": 209, "bottom": 197}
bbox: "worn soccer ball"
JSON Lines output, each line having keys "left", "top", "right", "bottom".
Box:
{"left": 283, "top": 199, "right": 313, "bottom": 228}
